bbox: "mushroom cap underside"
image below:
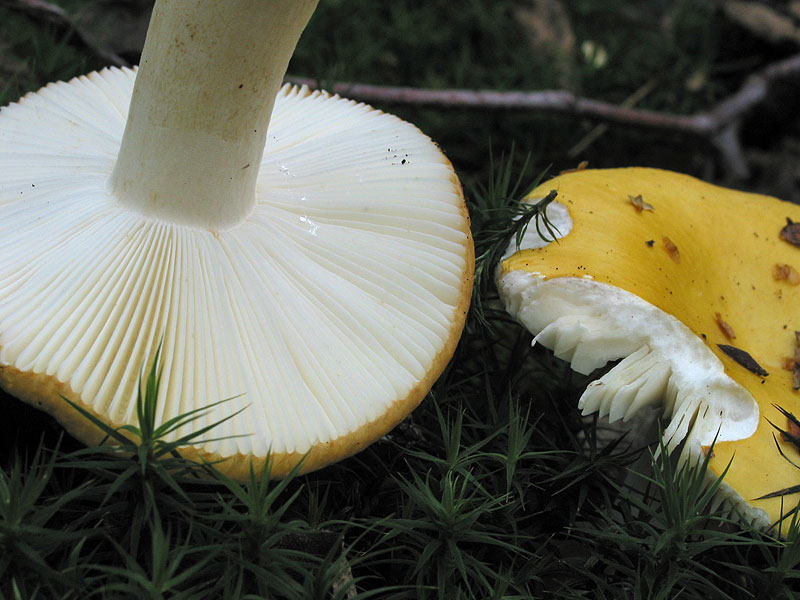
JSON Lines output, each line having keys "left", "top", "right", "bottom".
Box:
{"left": 499, "top": 167, "right": 800, "bottom": 528}
{"left": 0, "top": 67, "right": 474, "bottom": 478}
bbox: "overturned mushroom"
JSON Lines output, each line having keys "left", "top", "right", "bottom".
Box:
{"left": 498, "top": 167, "right": 800, "bottom": 528}
{"left": 0, "top": 0, "right": 474, "bottom": 478}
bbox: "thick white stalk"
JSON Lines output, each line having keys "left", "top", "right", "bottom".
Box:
{"left": 109, "top": 0, "right": 319, "bottom": 230}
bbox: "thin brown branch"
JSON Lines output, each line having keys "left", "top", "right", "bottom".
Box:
{"left": 286, "top": 76, "right": 712, "bottom": 135}
{"left": 287, "top": 52, "right": 800, "bottom": 178}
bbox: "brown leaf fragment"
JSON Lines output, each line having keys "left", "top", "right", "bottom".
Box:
{"left": 786, "top": 415, "right": 800, "bottom": 441}
{"left": 717, "top": 344, "right": 769, "bottom": 377}
{"left": 628, "top": 194, "right": 654, "bottom": 212}
{"left": 771, "top": 405, "right": 800, "bottom": 453}
{"left": 722, "top": 1, "right": 800, "bottom": 46}
{"left": 514, "top": 0, "right": 576, "bottom": 87}
{"left": 773, "top": 263, "right": 800, "bottom": 285}
{"left": 560, "top": 160, "right": 588, "bottom": 174}
{"left": 780, "top": 218, "right": 800, "bottom": 247}
{"left": 714, "top": 312, "right": 736, "bottom": 340}
{"left": 662, "top": 237, "right": 680, "bottom": 263}
{"left": 794, "top": 331, "right": 800, "bottom": 391}
{"left": 701, "top": 445, "right": 715, "bottom": 459}
{"left": 783, "top": 358, "right": 800, "bottom": 391}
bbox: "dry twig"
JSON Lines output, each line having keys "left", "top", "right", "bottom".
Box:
{"left": 288, "top": 52, "right": 800, "bottom": 179}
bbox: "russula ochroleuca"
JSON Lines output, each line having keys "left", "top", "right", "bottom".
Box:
{"left": 499, "top": 167, "right": 800, "bottom": 528}
{"left": 0, "top": 0, "right": 474, "bottom": 478}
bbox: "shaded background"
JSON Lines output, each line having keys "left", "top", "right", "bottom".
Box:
{"left": 2, "top": 0, "right": 800, "bottom": 200}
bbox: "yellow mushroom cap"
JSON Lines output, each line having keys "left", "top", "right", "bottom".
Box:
{"left": 0, "top": 69, "right": 474, "bottom": 478}
{"left": 498, "top": 167, "right": 800, "bottom": 528}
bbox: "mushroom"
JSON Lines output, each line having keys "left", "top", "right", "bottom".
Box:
{"left": 0, "top": 0, "right": 474, "bottom": 478}
{"left": 498, "top": 166, "right": 800, "bottom": 528}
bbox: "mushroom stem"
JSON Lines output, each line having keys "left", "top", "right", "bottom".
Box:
{"left": 109, "top": 0, "right": 319, "bottom": 230}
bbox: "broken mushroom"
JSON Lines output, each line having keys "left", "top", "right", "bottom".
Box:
{"left": 498, "top": 167, "right": 800, "bottom": 528}
{"left": 0, "top": 0, "right": 474, "bottom": 478}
